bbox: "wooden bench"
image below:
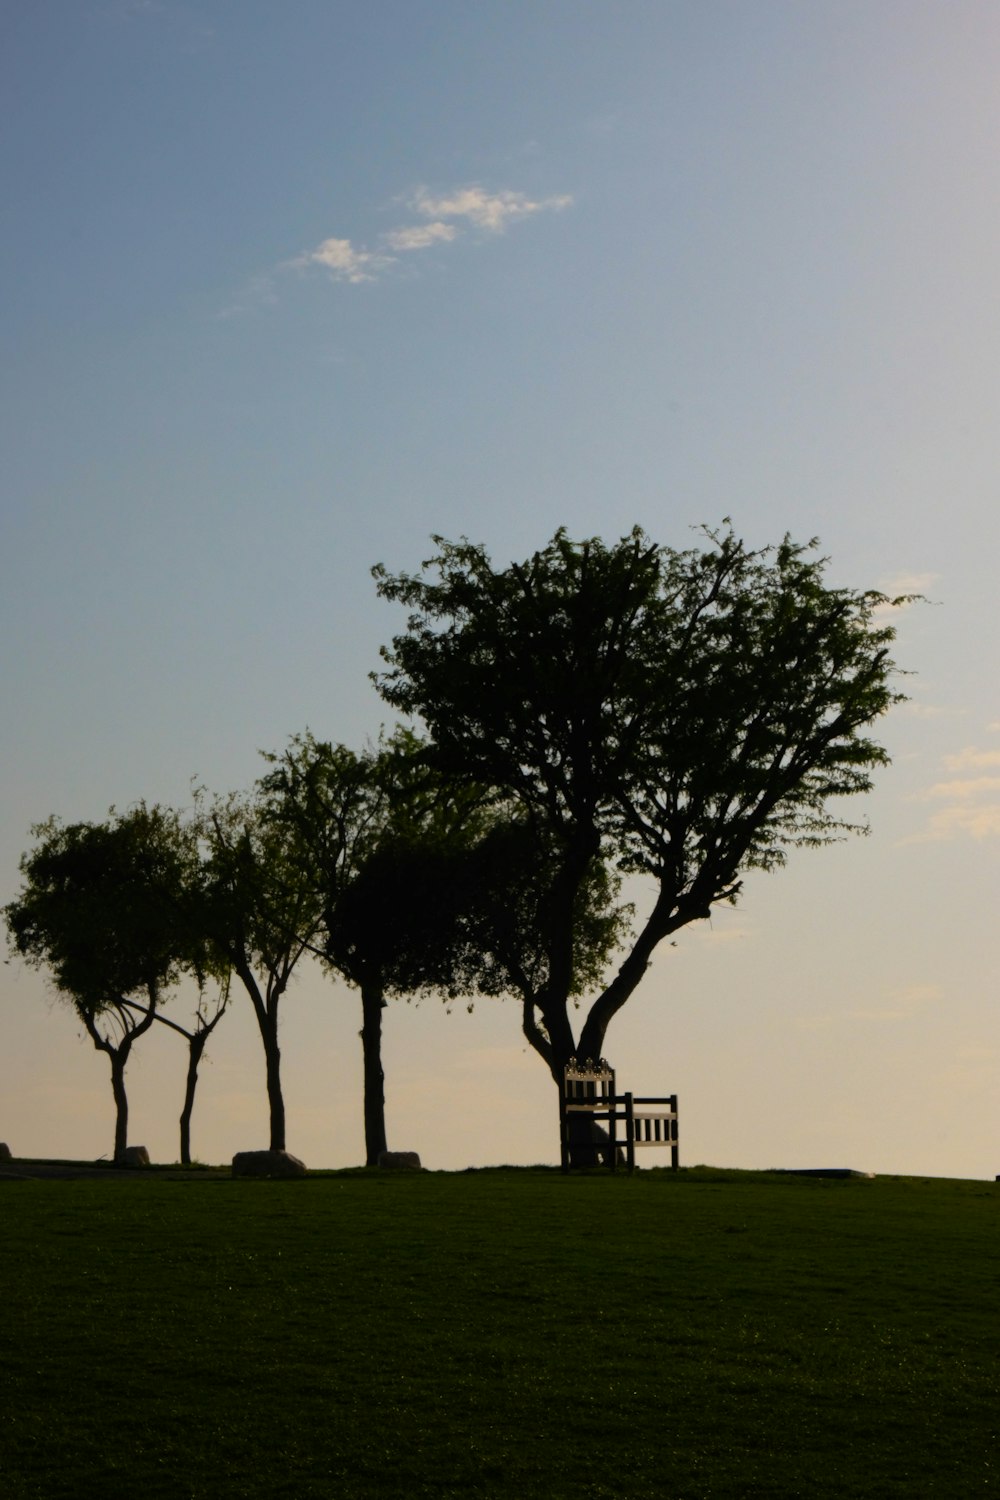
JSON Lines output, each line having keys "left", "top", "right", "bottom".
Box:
{"left": 560, "top": 1057, "right": 678, "bottom": 1172}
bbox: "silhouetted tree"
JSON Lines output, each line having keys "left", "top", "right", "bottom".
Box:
{"left": 374, "top": 524, "right": 914, "bottom": 1161}
{"left": 122, "top": 981, "right": 230, "bottom": 1165}
{"left": 5, "top": 806, "right": 205, "bottom": 1163}
{"left": 260, "top": 729, "right": 491, "bottom": 1164}
{"left": 194, "top": 789, "right": 323, "bottom": 1154}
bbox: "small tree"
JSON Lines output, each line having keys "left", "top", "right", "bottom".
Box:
{"left": 260, "top": 730, "right": 491, "bottom": 1165}
{"left": 194, "top": 789, "right": 323, "bottom": 1154}
{"left": 5, "top": 806, "right": 203, "bottom": 1163}
{"left": 374, "top": 524, "right": 913, "bottom": 1160}
{"left": 122, "top": 982, "right": 230, "bottom": 1165}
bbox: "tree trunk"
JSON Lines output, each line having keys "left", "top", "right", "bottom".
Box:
{"left": 179, "top": 1031, "right": 209, "bottom": 1166}
{"left": 360, "top": 980, "right": 388, "bottom": 1166}
{"left": 110, "top": 1053, "right": 129, "bottom": 1165}
{"left": 234, "top": 963, "right": 287, "bottom": 1153}
{"left": 562, "top": 1102, "right": 619, "bottom": 1168}
{"left": 263, "top": 1025, "right": 286, "bottom": 1152}
{"left": 550, "top": 1038, "right": 620, "bottom": 1170}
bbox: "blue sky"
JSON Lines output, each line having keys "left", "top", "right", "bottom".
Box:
{"left": 2, "top": 1, "right": 997, "bottom": 1175}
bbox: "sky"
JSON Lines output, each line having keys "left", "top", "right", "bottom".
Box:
{"left": 2, "top": 0, "right": 997, "bottom": 1178}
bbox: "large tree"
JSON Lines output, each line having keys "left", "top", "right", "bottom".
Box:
{"left": 374, "top": 524, "right": 912, "bottom": 1157}
{"left": 5, "top": 806, "right": 205, "bottom": 1164}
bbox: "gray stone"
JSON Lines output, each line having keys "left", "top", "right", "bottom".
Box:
{"left": 232, "top": 1149, "right": 307, "bottom": 1179}
{"left": 121, "top": 1145, "right": 150, "bottom": 1168}
{"left": 0, "top": 1143, "right": 11, "bottom": 1162}
{"left": 378, "top": 1150, "right": 422, "bottom": 1171}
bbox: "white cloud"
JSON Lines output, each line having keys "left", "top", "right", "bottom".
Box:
{"left": 905, "top": 752, "right": 1000, "bottom": 841}
{"left": 922, "top": 775, "right": 1000, "bottom": 800}
{"left": 410, "top": 185, "right": 573, "bottom": 232}
{"left": 917, "top": 803, "right": 1000, "bottom": 841}
{"left": 878, "top": 571, "right": 937, "bottom": 596}
{"left": 283, "top": 183, "right": 572, "bottom": 294}
{"left": 943, "top": 748, "right": 1000, "bottom": 772}
{"left": 383, "top": 221, "right": 457, "bottom": 252}
{"left": 294, "top": 236, "right": 389, "bottom": 283}
{"left": 901, "top": 702, "right": 963, "bottom": 719}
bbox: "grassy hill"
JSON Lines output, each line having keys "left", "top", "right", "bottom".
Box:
{"left": 1, "top": 1167, "right": 996, "bottom": 1497}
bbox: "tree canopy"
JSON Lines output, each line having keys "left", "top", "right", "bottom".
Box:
{"left": 4, "top": 805, "right": 206, "bottom": 1161}
{"left": 374, "top": 524, "right": 912, "bottom": 1102}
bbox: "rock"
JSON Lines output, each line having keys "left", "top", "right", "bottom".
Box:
{"left": 0, "top": 1144, "right": 11, "bottom": 1162}
{"left": 378, "top": 1150, "right": 422, "bottom": 1171}
{"left": 232, "top": 1149, "right": 307, "bottom": 1179}
{"left": 121, "top": 1145, "right": 150, "bottom": 1168}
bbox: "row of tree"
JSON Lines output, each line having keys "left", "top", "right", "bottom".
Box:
{"left": 5, "top": 524, "right": 911, "bottom": 1166}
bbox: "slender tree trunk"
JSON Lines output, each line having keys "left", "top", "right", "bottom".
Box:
{"left": 263, "top": 1023, "right": 286, "bottom": 1151}
{"left": 110, "top": 1053, "right": 129, "bottom": 1164}
{"left": 234, "top": 963, "right": 287, "bottom": 1153}
{"left": 179, "top": 1031, "right": 209, "bottom": 1166}
{"left": 360, "top": 980, "right": 387, "bottom": 1166}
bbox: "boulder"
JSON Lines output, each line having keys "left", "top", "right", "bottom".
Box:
{"left": 0, "top": 1143, "right": 11, "bottom": 1162}
{"left": 121, "top": 1145, "right": 150, "bottom": 1168}
{"left": 232, "top": 1149, "right": 307, "bottom": 1179}
{"left": 378, "top": 1150, "right": 422, "bottom": 1171}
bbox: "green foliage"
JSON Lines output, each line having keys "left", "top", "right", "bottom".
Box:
{"left": 443, "top": 816, "right": 631, "bottom": 1003}
{"left": 1, "top": 1172, "right": 995, "bottom": 1498}
{"left": 4, "top": 804, "right": 203, "bottom": 1026}
{"left": 374, "top": 525, "right": 915, "bottom": 1070}
{"left": 4, "top": 805, "right": 212, "bottom": 1159}
{"left": 194, "top": 787, "right": 325, "bottom": 988}
{"left": 376, "top": 524, "right": 910, "bottom": 883}
{"left": 258, "top": 727, "right": 474, "bottom": 998}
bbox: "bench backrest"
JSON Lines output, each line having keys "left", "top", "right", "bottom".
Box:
{"left": 562, "top": 1057, "right": 616, "bottom": 1110}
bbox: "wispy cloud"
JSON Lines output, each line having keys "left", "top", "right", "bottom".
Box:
{"left": 878, "top": 571, "right": 937, "bottom": 596}
{"left": 383, "top": 221, "right": 457, "bottom": 252}
{"left": 287, "top": 182, "right": 572, "bottom": 291}
{"left": 291, "top": 236, "right": 390, "bottom": 284}
{"left": 221, "top": 182, "right": 572, "bottom": 313}
{"left": 408, "top": 185, "right": 573, "bottom": 232}
{"left": 943, "top": 747, "right": 1000, "bottom": 771}
{"left": 923, "top": 775, "right": 1000, "bottom": 800}
{"left": 901, "top": 701, "right": 964, "bottom": 720}
{"left": 905, "top": 742, "right": 1000, "bottom": 841}
{"left": 915, "top": 803, "right": 1000, "bottom": 841}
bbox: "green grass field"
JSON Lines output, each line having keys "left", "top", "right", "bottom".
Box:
{"left": 1, "top": 1167, "right": 997, "bottom": 1498}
